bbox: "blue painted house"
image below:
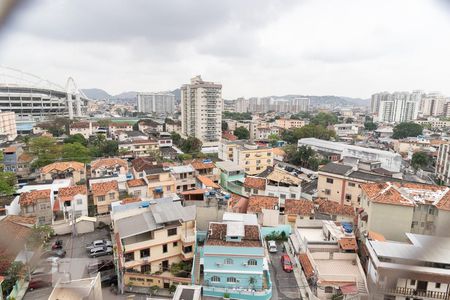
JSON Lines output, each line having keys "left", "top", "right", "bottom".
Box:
{"left": 200, "top": 218, "right": 272, "bottom": 299}
{"left": 215, "top": 161, "right": 246, "bottom": 196}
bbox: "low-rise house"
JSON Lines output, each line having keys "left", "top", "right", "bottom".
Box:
{"left": 260, "top": 167, "right": 302, "bottom": 204}
{"left": 19, "top": 189, "right": 52, "bottom": 225}
{"left": 170, "top": 165, "right": 196, "bottom": 193}
{"left": 2, "top": 145, "right": 33, "bottom": 177}
{"left": 56, "top": 185, "right": 88, "bottom": 221}
{"left": 393, "top": 137, "right": 433, "bottom": 155}
{"left": 247, "top": 195, "right": 279, "bottom": 218}
{"left": 191, "top": 159, "right": 218, "bottom": 183}
{"left": 333, "top": 123, "right": 362, "bottom": 137}
{"left": 215, "top": 161, "right": 246, "bottom": 196}
{"left": 199, "top": 217, "right": 272, "bottom": 299}
{"left": 255, "top": 126, "right": 282, "bottom": 140}
{"left": 144, "top": 166, "right": 176, "bottom": 199}
{"left": 364, "top": 233, "right": 450, "bottom": 300}
{"left": 126, "top": 178, "right": 148, "bottom": 198}
{"left": 130, "top": 157, "right": 160, "bottom": 178}
{"left": 90, "top": 157, "right": 128, "bottom": 178}
{"left": 157, "top": 132, "right": 173, "bottom": 148}
{"left": 314, "top": 198, "right": 356, "bottom": 222}
{"left": 164, "top": 118, "right": 181, "bottom": 133}
{"left": 40, "top": 161, "right": 86, "bottom": 184}
{"left": 48, "top": 273, "right": 102, "bottom": 300}
{"left": 358, "top": 182, "right": 450, "bottom": 241}
{"left": 109, "top": 122, "right": 133, "bottom": 135}
{"left": 138, "top": 119, "right": 164, "bottom": 133}
{"left": 92, "top": 180, "right": 119, "bottom": 214}
{"left": 69, "top": 121, "right": 99, "bottom": 138}
{"left": 119, "top": 140, "right": 159, "bottom": 158}
{"left": 115, "top": 130, "right": 148, "bottom": 142}
{"left": 244, "top": 177, "right": 266, "bottom": 197}
{"left": 114, "top": 201, "right": 196, "bottom": 289}
{"left": 275, "top": 118, "right": 305, "bottom": 129}
{"left": 272, "top": 147, "right": 286, "bottom": 162}
{"left": 284, "top": 199, "right": 314, "bottom": 224}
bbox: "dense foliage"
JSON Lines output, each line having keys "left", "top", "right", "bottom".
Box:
{"left": 364, "top": 122, "right": 378, "bottom": 131}
{"left": 392, "top": 122, "right": 423, "bottom": 139}
{"left": 281, "top": 124, "right": 336, "bottom": 144}
{"left": 411, "top": 151, "right": 430, "bottom": 171}
{"left": 234, "top": 126, "right": 250, "bottom": 139}
{"left": 0, "top": 171, "right": 17, "bottom": 195}
{"left": 222, "top": 111, "right": 252, "bottom": 121}
{"left": 310, "top": 112, "right": 338, "bottom": 127}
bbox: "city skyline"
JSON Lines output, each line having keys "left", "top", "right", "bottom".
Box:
{"left": 1, "top": 0, "right": 450, "bottom": 99}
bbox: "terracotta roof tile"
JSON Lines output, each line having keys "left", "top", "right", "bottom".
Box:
{"left": 121, "top": 197, "right": 140, "bottom": 204}
{"left": 244, "top": 177, "right": 266, "bottom": 190}
{"left": 5, "top": 215, "right": 36, "bottom": 225}
{"left": 126, "top": 178, "right": 146, "bottom": 187}
{"left": 3, "top": 146, "right": 16, "bottom": 153}
{"left": 91, "top": 158, "right": 127, "bottom": 170}
{"left": 272, "top": 148, "right": 286, "bottom": 156}
{"left": 181, "top": 188, "right": 207, "bottom": 195}
{"left": 131, "top": 157, "right": 160, "bottom": 172}
{"left": 222, "top": 132, "right": 237, "bottom": 141}
{"left": 368, "top": 231, "right": 386, "bottom": 241}
{"left": 247, "top": 195, "right": 278, "bottom": 213}
{"left": 206, "top": 223, "right": 261, "bottom": 247}
{"left": 92, "top": 180, "right": 119, "bottom": 196}
{"left": 18, "top": 153, "right": 33, "bottom": 163}
{"left": 41, "top": 161, "right": 85, "bottom": 173}
{"left": 191, "top": 159, "right": 215, "bottom": 170}
{"left": 338, "top": 238, "right": 358, "bottom": 251}
{"left": 70, "top": 122, "right": 98, "bottom": 129}
{"left": 315, "top": 198, "right": 356, "bottom": 217}
{"left": 228, "top": 193, "right": 249, "bottom": 213}
{"left": 58, "top": 185, "right": 87, "bottom": 202}
{"left": 19, "top": 189, "right": 51, "bottom": 206}
{"left": 285, "top": 199, "right": 314, "bottom": 216}
{"left": 299, "top": 253, "right": 314, "bottom": 278}
{"left": 197, "top": 175, "right": 220, "bottom": 189}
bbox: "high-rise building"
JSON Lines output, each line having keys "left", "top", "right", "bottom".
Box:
{"left": 290, "top": 97, "right": 310, "bottom": 113}
{"left": 376, "top": 92, "right": 419, "bottom": 123}
{"left": 370, "top": 92, "right": 389, "bottom": 115}
{"left": 248, "top": 97, "right": 259, "bottom": 113}
{"left": 259, "top": 97, "right": 272, "bottom": 113}
{"left": 235, "top": 97, "right": 249, "bottom": 113}
{"left": 137, "top": 92, "right": 175, "bottom": 114}
{"left": 420, "top": 92, "right": 447, "bottom": 117}
{"left": 181, "top": 75, "right": 222, "bottom": 147}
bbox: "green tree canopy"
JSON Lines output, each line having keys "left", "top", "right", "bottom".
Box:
{"left": 171, "top": 132, "right": 182, "bottom": 146}
{"left": 62, "top": 142, "right": 92, "bottom": 163}
{"left": 88, "top": 134, "right": 119, "bottom": 157}
{"left": 28, "top": 136, "right": 62, "bottom": 168}
{"left": 0, "top": 171, "right": 16, "bottom": 195}
{"left": 222, "top": 111, "right": 252, "bottom": 121}
{"left": 97, "top": 118, "right": 112, "bottom": 128}
{"left": 281, "top": 125, "right": 336, "bottom": 144}
{"left": 234, "top": 126, "right": 250, "bottom": 139}
{"left": 64, "top": 134, "right": 88, "bottom": 146}
{"left": 180, "top": 136, "right": 202, "bottom": 153}
{"left": 222, "top": 121, "right": 229, "bottom": 131}
{"left": 392, "top": 122, "right": 423, "bottom": 139}
{"left": 310, "top": 112, "right": 338, "bottom": 127}
{"left": 411, "top": 151, "right": 430, "bottom": 171}
{"left": 364, "top": 122, "right": 378, "bottom": 131}
{"left": 290, "top": 112, "right": 311, "bottom": 120}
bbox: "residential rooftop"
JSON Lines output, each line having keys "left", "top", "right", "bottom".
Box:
{"left": 205, "top": 222, "right": 262, "bottom": 247}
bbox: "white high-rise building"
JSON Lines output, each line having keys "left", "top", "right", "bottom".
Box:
{"left": 181, "top": 75, "right": 222, "bottom": 147}
{"left": 420, "top": 92, "right": 447, "bottom": 117}
{"left": 370, "top": 92, "right": 389, "bottom": 115}
{"left": 377, "top": 92, "right": 419, "bottom": 123}
{"left": 235, "top": 97, "right": 249, "bottom": 113}
{"left": 137, "top": 92, "right": 175, "bottom": 114}
{"left": 290, "top": 97, "right": 310, "bottom": 113}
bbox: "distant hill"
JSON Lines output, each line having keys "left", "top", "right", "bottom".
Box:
{"left": 171, "top": 88, "right": 181, "bottom": 103}
{"left": 113, "top": 91, "right": 138, "bottom": 100}
{"left": 81, "top": 88, "right": 111, "bottom": 100}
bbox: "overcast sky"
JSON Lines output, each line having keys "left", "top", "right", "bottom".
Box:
{"left": 1, "top": 0, "right": 450, "bottom": 99}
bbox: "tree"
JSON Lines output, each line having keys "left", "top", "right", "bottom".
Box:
{"left": 180, "top": 137, "right": 202, "bottom": 153}
{"left": 345, "top": 118, "right": 354, "bottom": 124}
{"left": 28, "top": 136, "right": 62, "bottom": 168}
{"left": 2, "top": 261, "right": 24, "bottom": 296}
{"left": 310, "top": 112, "right": 338, "bottom": 127}
{"left": 222, "top": 111, "right": 252, "bottom": 121}
{"left": 268, "top": 133, "right": 280, "bottom": 146}
{"left": 282, "top": 125, "right": 336, "bottom": 143}
{"left": 27, "top": 224, "right": 54, "bottom": 249}
{"left": 234, "top": 126, "right": 250, "bottom": 139}
{"left": 88, "top": 134, "right": 118, "bottom": 157}
{"left": 364, "top": 122, "right": 378, "bottom": 131}
{"left": 290, "top": 111, "right": 311, "bottom": 120}
{"left": 64, "top": 134, "right": 88, "bottom": 146}
{"left": 97, "top": 118, "right": 112, "bottom": 128}
{"left": 411, "top": 152, "right": 430, "bottom": 171}
{"left": 62, "top": 143, "right": 92, "bottom": 163}
{"left": 0, "top": 171, "right": 16, "bottom": 195}
{"left": 392, "top": 122, "right": 423, "bottom": 139}
{"left": 171, "top": 132, "right": 181, "bottom": 146}
{"left": 222, "top": 121, "right": 229, "bottom": 131}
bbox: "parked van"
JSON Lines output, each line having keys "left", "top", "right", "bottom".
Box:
{"left": 268, "top": 240, "right": 277, "bottom": 253}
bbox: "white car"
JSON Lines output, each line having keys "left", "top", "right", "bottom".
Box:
{"left": 268, "top": 240, "right": 278, "bottom": 253}
{"left": 86, "top": 240, "right": 112, "bottom": 251}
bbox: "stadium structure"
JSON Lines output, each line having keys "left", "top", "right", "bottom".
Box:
{"left": 0, "top": 66, "right": 90, "bottom": 121}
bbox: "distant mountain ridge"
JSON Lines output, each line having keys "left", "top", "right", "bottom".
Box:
{"left": 82, "top": 88, "right": 368, "bottom": 107}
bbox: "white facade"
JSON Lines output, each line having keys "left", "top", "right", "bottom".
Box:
{"left": 137, "top": 92, "right": 175, "bottom": 114}
{"left": 377, "top": 92, "right": 420, "bottom": 123}
{"left": 420, "top": 92, "right": 448, "bottom": 117}
{"left": 181, "top": 75, "right": 222, "bottom": 147}
{"left": 436, "top": 143, "right": 450, "bottom": 185}
{"left": 333, "top": 123, "right": 361, "bottom": 137}
{"left": 290, "top": 97, "right": 310, "bottom": 113}
{"left": 0, "top": 111, "right": 17, "bottom": 140}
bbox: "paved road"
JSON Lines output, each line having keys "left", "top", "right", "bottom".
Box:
{"left": 268, "top": 244, "right": 301, "bottom": 300}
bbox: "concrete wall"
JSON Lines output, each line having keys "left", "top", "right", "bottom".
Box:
{"left": 435, "top": 209, "right": 450, "bottom": 237}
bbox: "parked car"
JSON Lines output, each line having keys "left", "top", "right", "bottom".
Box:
{"left": 28, "top": 278, "right": 52, "bottom": 290}
{"left": 281, "top": 254, "right": 293, "bottom": 272}
{"left": 90, "top": 246, "right": 113, "bottom": 258}
{"left": 86, "top": 240, "right": 112, "bottom": 251}
{"left": 40, "top": 249, "right": 66, "bottom": 259}
{"left": 268, "top": 240, "right": 278, "bottom": 253}
{"left": 51, "top": 239, "right": 63, "bottom": 250}
{"left": 87, "top": 259, "right": 115, "bottom": 273}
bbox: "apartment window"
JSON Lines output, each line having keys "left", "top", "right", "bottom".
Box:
{"left": 253, "top": 189, "right": 259, "bottom": 194}
{"left": 245, "top": 168, "right": 250, "bottom": 172}
{"left": 267, "top": 152, "right": 271, "bottom": 156}
{"left": 325, "top": 189, "right": 331, "bottom": 195}
{"left": 227, "top": 277, "right": 237, "bottom": 283}
{"left": 348, "top": 182, "right": 356, "bottom": 187}
{"left": 141, "top": 264, "right": 151, "bottom": 273}
{"left": 436, "top": 283, "right": 441, "bottom": 289}
{"left": 97, "top": 196, "right": 105, "bottom": 202}
{"left": 324, "top": 286, "right": 333, "bottom": 293}
{"left": 326, "top": 178, "right": 334, "bottom": 184}
{"left": 140, "top": 249, "right": 150, "bottom": 258}
{"left": 38, "top": 216, "right": 46, "bottom": 224}
{"left": 421, "top": 222, "right": 425, "bottom": 227}
{"left": 345, "top": 194, "right": 352, "bottom": 201}
{"left": 39, "top": 203, "right": 47, "bottom": 210}
{"left": 256, "top": 166, "right": 261, "bottom": 170}
{"left": 162, "top": 244, "right": 168, "bottom": 253}
{"left": 173, "top": 241, "right": 178, "bottom": 247}
{"left": 246, "top": 154, "right": 250, "bottom": 158}
{"left": 124, "top": 252, "right": 134, "bottom": 262}
{"left": 166, "top": 186, "right": 171, "bottom": 191}
{"left": 109, "top": 192, "right": 115, "bottom": 200}
{"left": 224, "top": 258, "right": 233, "bottom": 265}
{"left": 76, "top": 199, "right": 83, "bottom": 205}
{"left": 183, "top": 246, "right": 192, "bottom": 253}
{"left": 256, "top": 160, "right": 261, "bottom": 164}
{"left": 211, "top": 276, "right": 220, "bottom": 283}
{"left": 245, "top": 187, "right": 251, "bottom": 193}
{"left": 291, "top": 194, "right": 296, "bottom": 198}
{"left": 410, "top": 280, "right": 416, "bottom": 286}
{"left": 248, "top": 259, "right": 257, "bottom": 266}
{"left": 167, "top": 228, "right": 177, "bottom": 236}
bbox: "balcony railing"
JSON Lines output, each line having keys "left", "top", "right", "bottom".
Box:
{"left": 180, "top": 227, "right": 196, "bottom": 244}
{"left": 383, "top": 287, "right": 450, "bottom": 299}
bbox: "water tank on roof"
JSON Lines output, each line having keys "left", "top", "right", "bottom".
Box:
{"left": 140, "top": 202, "right": 149, "bottom": 208}
{"left": 202, "top": 159, "right": 212, "bottom": 163}
{"left": 224, "top": 194, "right": 231, "bottom": 199}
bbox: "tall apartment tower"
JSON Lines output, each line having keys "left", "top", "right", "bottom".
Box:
{"left": 370, "top": 92, "right": 389, "bottom": 115}
{"left": 235, "top": 97, "right": 250, "bottom": 113}
{"left": 377, "top": 92, "right": 419, "bottom": 123}
{"left": 137, "top": 92, "right": 175, "bottom": 114}
{"left": 290, "top": 97, "right": 310, "bottom": 113}
{"left": 420, "top": 92, "right": 447, "bottom": 117}
{"left": 181, "top": 75, "right": 222, "bottom": 147}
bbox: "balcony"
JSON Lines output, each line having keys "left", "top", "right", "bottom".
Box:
{"left": 180, "top": 227, "right": 196, "bottom": 244}
{"left": 382, "top": 287, "right": 449, "bottom": 299}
